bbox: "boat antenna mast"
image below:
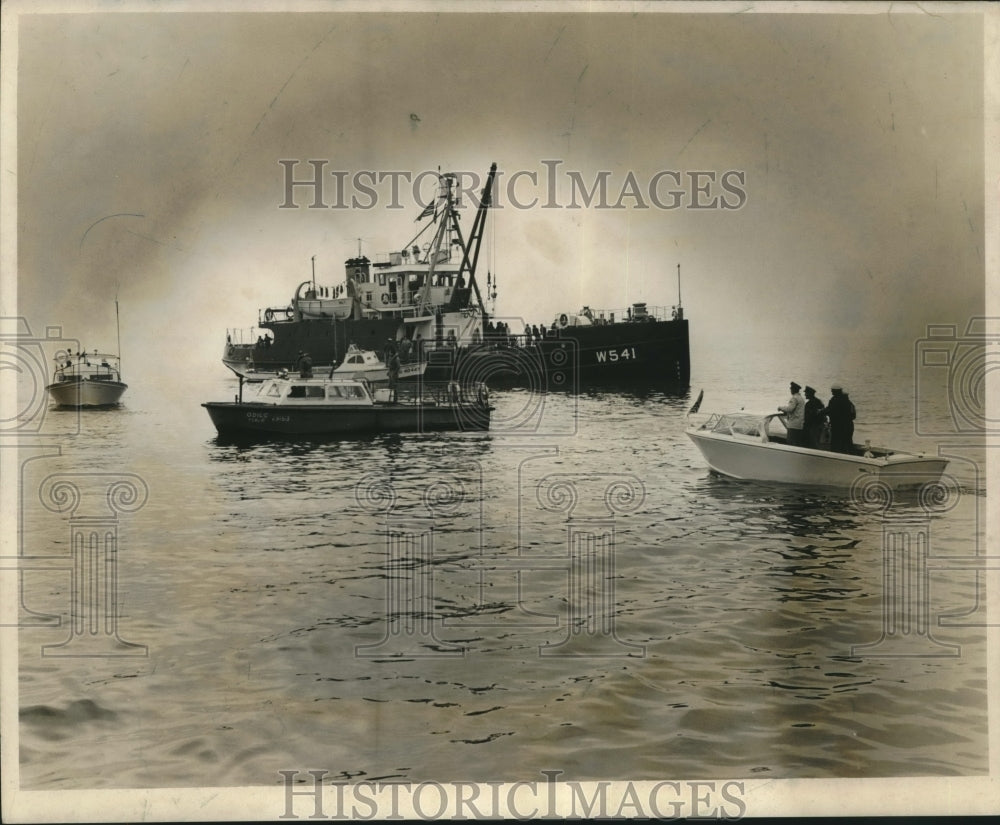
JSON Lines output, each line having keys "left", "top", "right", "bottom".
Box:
{"left": 675, "top": 263, "right": 684, "bottom": 320}
{"left": 115, "top": 287, "right": 122, "bottom": 375}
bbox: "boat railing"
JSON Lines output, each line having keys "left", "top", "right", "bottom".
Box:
{"left": 53, "top": 355, "right": 121, "bottom": 382}
{"left": 388, "top": 381, "right": 487, "bottom": 406}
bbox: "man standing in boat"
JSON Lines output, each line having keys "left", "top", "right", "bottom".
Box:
{"left": 388, "top": 350, "right": 401, "bottom": 401}
{"left": 778, "top": 381, "right": 806, "bottom": 446}
{"left": 824, "top": 384, "right": 856, "bottom": 454}
{"left": 803, "top": 386, "right": 827, "bottom": 448}
{"left": 296, "top": 351, "right": 313, "bottom": 378}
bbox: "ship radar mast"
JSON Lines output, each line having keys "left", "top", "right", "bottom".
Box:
{"left": 413, "top": 163, "right": 497, "bottom": 318}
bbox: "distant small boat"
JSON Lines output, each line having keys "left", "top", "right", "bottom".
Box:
{"left": 330, "top": 343, "right": 426, "bottom": 383}
{"left": 202, "top": 374, "right": 490, "bottom": 437}
{"left": 46, "top": 351, "right": 127, "bottom": 407}
{"left": 686, "top": 406, "right": 947, "bottom": 489}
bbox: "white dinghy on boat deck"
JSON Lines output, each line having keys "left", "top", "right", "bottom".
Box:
{"left": 685, "top": 393, "right": 947, "bottom": 490}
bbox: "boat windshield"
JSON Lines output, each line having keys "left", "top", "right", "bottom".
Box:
{"left": 712, "top": 414, "right": 763, "bottom": 438}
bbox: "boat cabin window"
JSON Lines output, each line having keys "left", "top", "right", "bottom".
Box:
{"left": 266, "top": 384, "right": 282, "bottom": 397}
{"left": 348, "top": 355, "right": 364, "bottom": 364}
{"left": 327, "top": 384, "right": 366, "bottom": 399}
{"left": 287, "top": 385, "right": 325, "bottom": 398}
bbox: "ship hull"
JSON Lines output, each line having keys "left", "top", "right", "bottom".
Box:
{"left": 231, "top": 317, "right": 691, "bottom": 389}
{"left": 426, "top": 319, "right": 689, "bottom": 390}
{"left": 543, "top": 319, "right": 689, "bottom": 384}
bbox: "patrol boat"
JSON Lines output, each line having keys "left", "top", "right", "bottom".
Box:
{"left": 203, "top": 374, "right": 491, "bottom": 437}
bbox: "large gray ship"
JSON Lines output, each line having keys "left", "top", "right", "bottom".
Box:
{"left": 221, "top": 163, "right": 690, "bottom": 389}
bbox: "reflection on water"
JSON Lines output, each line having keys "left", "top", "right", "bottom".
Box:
{"left": 16, "top": 373, "right": 989, "bottom": 789}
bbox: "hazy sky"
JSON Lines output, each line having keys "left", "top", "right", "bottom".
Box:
{"left": 5, "top": 4, "right": 989, "bottom": 371}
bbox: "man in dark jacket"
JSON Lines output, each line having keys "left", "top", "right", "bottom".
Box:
{"left": 824, "top": 384, "right": 856, "bottom": 453}
{"left": 803, "top": 386, "right": 826, "bottom": 448}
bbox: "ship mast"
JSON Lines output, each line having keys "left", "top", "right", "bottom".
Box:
{"left": 415, "top": 173, "right": 456, "bottom": 315}
{"left": 450, "top": 163, "right": 497, "bottom": 317}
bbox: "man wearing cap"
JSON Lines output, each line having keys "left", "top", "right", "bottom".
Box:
{"left": 824, "top": 384, "right": 856, "bottom": 453}
{"left": 297, "top": 351, "right": 313, "bottom": 379}
{"left": 803, "top": 386, "right": 827, "bottom": 448}
{"left": 778, "top": 381, "right": 806, "bottom": 446}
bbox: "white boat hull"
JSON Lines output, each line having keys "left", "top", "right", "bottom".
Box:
{"left": 46, "top": 379, "right": 127, "bottom": 407}
{"left": 333, "top": 361, "right": 425, "bottom": 383}
{"left": 687, "top": 429, "right": 947, "bottom": 490}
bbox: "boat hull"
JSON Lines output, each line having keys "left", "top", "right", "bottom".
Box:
{"left": 46, "top": 379, "right": 127, "bottom": 407}
{"left": 687, "top": 429, "right": 947, "bottom": 489}
{"left": 202, "top": 401, "right": 490, "bottom": 437}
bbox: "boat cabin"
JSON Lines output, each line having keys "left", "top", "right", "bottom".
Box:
{"left": 52, "top": 351, "right": 123, "bottom": 384}
{"left": 251, "top": 377, "right": 373, "bottom": 406}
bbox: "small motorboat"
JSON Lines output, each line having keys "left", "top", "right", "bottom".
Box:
{"left": 330, "top": 344, "right": 425, "bottom": 383}
{"left": 46, "top": 351, "right": 127, "bottom": 407}
{"left": 686, "top": 403, "right": 947, "bottom": 490}
{"left": 202, "top": 374, "right": 491, "bottom": 437}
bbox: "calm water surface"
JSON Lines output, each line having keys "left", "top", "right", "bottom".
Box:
{"left": 16, "top": 345, "right": 989, "bottom": 788}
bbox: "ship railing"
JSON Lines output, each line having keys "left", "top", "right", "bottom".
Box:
{"left": 580, "top": 304, "right": 682, "bottom": 323}
{"left": 226, "top": 327, "right": 268, "bottom": 345}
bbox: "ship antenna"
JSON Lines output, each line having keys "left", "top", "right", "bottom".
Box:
{"left": 677, "top": 263, "right": 682, "bottom": 311}
{"left": 311, "top": 255, "right": 316, "bottom": 292}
